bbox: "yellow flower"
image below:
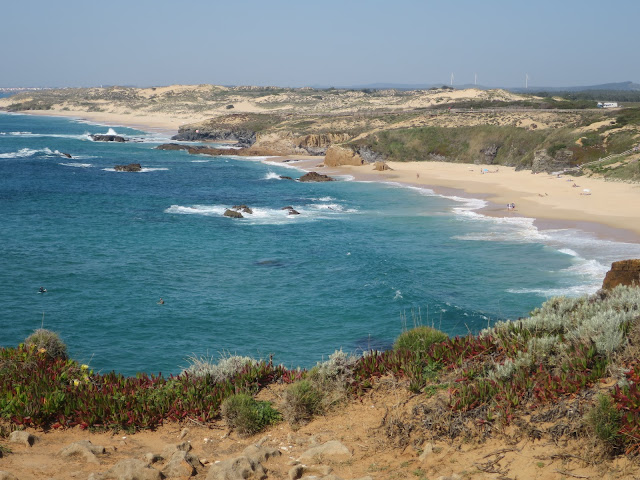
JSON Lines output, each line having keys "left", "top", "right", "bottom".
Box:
{"left": 73, "top": 379, "right": 80, "bottom": 386}
{"left": 81, "top": 364, "right": 89, "bottom": 370}
{"left": 39, "top": 348, "right": 47, "bottom": 354}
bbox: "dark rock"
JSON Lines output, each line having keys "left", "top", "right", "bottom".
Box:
{"left": 155, "top": 143, "right": 192, "bottom": 151}
{"left": 602, "top": 259, "right": 640, "bottom": 290}
{"left": 61, "top": 152, "right": 72, "bottom": 158}
{"left": 282, "top": 206, "right": 300, "bottom": 215}
{"left": 357, "top": 146, "right": 385, "bottom": 164}
{"left": 479, "top": 144, "right": 500, "bottom": 164}
{"left": 224, "top": 209, "right": 244, "bottom": 219}
{"left": 226, "top": 104, "right": 234, "bottom": 109}
{"left": 232, "top": 205, "right": 253, "bottom": 214}
{"left": 279, "top": 176, "right": 294, "bottom": 180}
{"left": 531, "top": 150, "right": 573, "bottom": 174}
{"left": 91, "top": 134, "right": 127, "bottom": 142}
{"left": 298, "top": 172, "right": 335, "bottom": 182}
{"left": 114, "top": 163, "right": 142, "bottom": 172}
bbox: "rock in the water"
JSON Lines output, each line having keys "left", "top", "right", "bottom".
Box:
{"left": 298, "top": 172, "right": 334, "bottom": 182}
{"left": 89, "top": 459, "right": 162, "bottom": 480}
{"left": 603, "top": 259, "right": 640, "bottom": 290}
{"left": 156, "top": 143, "right": 192, "bottom": 151}
{"left": 9, "top": 430, "right": 37, "bottom": 447}
{"left": 282, "top": 206, "right": 300, "bottom": 215}
{"left": 224, "top": 209, "right": 244, "bottom": 218}
{"left": 59, "top": 440, "right": 105, "bottom": 464}
{"left": 161, "top": 450, "right": 201, "bottom": 478}
{"left": 232, "top": 205, "right": 253, "bottom": 214}
{"left": 62, "top": 152, "right": 72, "bottom": 158}
{"left": 279, "top": 176, "right": 294, "bottom": 180}
{"left": 298, "top": 440, "right": 351, "bottom": 462}
{"left": 324, "top": 145, "right": 364, "bottom": 167}
{"left": 114, "top": 163, "right": 142, "bottom": 172}
{"left": 91, "top": 134, "right": 127, "bottom": 142}
{"left": 372, "top": 161, "right": 391, "bottom": 171}
{"left": 206, "top": 456, "right": 266, "bottom": 480}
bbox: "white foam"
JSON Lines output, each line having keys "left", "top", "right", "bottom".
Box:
{"left": 102, "top": 167, "right": 168, "bottom": 172}
{"left": 106, "top": 128, "right": 118, "bottom": 136}
{"left": 59, "top": 162, "right": 92, "bottom": 168}
{"left": 0, "top": 147, "right": 60, "bottom": 159}
{"left": 263, "top": 171, "right": 282, "bottom": 180}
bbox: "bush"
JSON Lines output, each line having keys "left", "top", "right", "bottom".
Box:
{"left": 220, "top": 394, "right": 281, "bottom": 436}
{"left": 587, "top": 394, "right": 622, "bottom": 454}
{"left": 393, "top": 326, "right": 448, "bottom": 356}
{"left": 281, "top": 380, "right": 323, "bottom": 427}
{"left": 24, "top": 329, "right": 67, "bottom": 360}
{"left": 181, "top": 353, "right": 258, "bottom": 383}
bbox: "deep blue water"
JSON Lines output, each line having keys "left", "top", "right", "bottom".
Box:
{"left": 2, "top": 112, "right": 640, "bottom": 376}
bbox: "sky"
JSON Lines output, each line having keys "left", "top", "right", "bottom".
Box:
{"left": 2, "top": 0, "right": 638, "bottom": 89}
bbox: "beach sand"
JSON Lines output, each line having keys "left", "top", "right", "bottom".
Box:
{"left": 315, "top": 160, "right": 640, "bottom": 242}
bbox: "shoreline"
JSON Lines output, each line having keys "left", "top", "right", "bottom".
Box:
{"left": 10, "top": 109, "right": 640, "bottom": 244}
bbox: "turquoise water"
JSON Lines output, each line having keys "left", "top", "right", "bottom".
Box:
{"left": 2, "top": 112, "right": 640, "bottom": 376}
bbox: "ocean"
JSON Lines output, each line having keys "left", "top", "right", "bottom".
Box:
{"left": 2, "top": 112, "right": 640, "bottom": 376}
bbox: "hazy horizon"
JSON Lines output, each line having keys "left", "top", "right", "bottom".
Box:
{"left": 2, "top": 0, "right": 638, "bottom": 89}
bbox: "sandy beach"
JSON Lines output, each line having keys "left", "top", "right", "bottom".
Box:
{"left": 316, "top": 160, "right": 640, "bottom": 242}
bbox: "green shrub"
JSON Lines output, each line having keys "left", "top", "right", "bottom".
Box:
{"left": 24, "top": 329, "right": 67, "bottom": 360}
{"left": 220, "top": 394, "right": 281, "bottom": 436}
{"left": 281, "top": 380, "right": 324, "bottom": 427}
{"left": 587, "top": 394, "right": 622, "bottom": 453}
{"left": 393, "top": 326, "right": 448, "bottom": 356}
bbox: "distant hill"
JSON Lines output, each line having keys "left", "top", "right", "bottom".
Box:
{"left": 310, "top": 81, "right": 640, "bottom": 93}
{"left": 511, "top": 81, "right": 640, "bottom": 93}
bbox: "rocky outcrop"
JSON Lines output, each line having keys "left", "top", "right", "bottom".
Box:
{"left": 299, "top": 172, "right": 335, "bottom": 182}
{"left": 531, "top": 149, "right": 573, "bottom": 173}
{"left": 9, "top": 431, "right": 37, "bottom": 447}
{"left": 161, "top": 450, "right": 201, "bottom": 478}
{"left": 324, "top": 146, "right": 364, "bottom": 167}
{"left": 91, "top": 134, "right": 126, "bottom": 142}
{"left": 479, "top": 144, "right": 500, "bottom": 164}
{"left": 295, "top": 133, "right": 352, "bottom": 156}
{"left": 224, "top": 209, "right": 244, "bottom": 219}
{"left": 59, "top": 440, "right": 106, "bottom": 464}
{"left": 298, "top": 440, "right": 352, "bottom": 462}
{"left": 602, "top": 259, "right": 640, "bottom": 290}
{"left": 172, "top": 127, "right": 256, "bottom": 147}
{"left": 373, "top": 161, "right": 392, "bottom": 171}
{"left": 114, "top": 163, "right": 142, "bottom": 172}
{"left": 89, "top": 459, "right": 161, "bottom": 480}
{"left": 357, "top": 146, "right": 385, "bottom": 164}
{"left": 282, "top": 206, "right": 300, "bottom": 215}
{"left": 206, "top": 456, "right": 266, "bottom": 480}
{"left": 155, "top": 143, "right": 191, "bottom": 151}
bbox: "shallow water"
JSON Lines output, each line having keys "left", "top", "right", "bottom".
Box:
{"left": 2, "top": 112, "right": 640, "bottom": 376}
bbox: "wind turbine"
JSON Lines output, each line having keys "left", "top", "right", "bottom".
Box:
{"left": 525, "top": 73, "right": 529, "bottom": 89}
{"left": 450, "top": 73, "right": 454, "bottom": 86}
{"left": 474, "top": 73, "right": 477, "bottom": 86}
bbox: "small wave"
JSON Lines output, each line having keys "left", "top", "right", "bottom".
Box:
{"left": 311, "top": 196, "right": 335, "bottom": 202}
{"left": 263, "top": 171, "right": 282, "bottom": 180}
{"left": 507, "top": 285, "right": 598, "bottom": 297}
{"left": 106, "top": 128, "right": 118, "bottom": 136}
{"left": 102, "top": 167, "right": 168, "bottom": 173}
{"left": 558, "top": 248, "right": 579, "bottom": 257}
{"left": 0, "top": 147, "right": 63, "bottom": 159}
{"left": 59, "top": 162, "right": 92, "bottom": 168}
{"left": 262, "top": 160, "right": 304, "bottom": 170}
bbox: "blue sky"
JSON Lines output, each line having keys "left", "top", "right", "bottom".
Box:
{"left": 2, "top": 0, "right": 638, "bottom": 88}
